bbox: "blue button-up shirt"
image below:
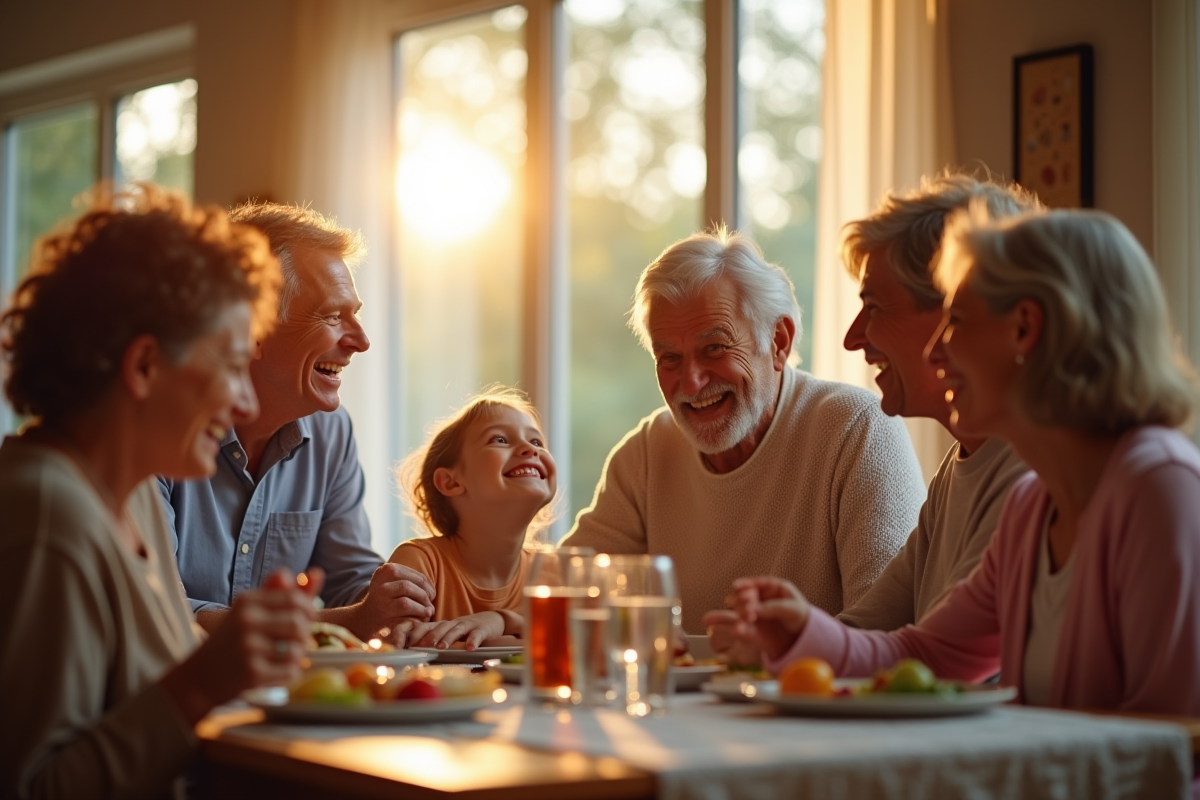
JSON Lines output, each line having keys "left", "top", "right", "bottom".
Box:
{"left": 159, "top": 407, "right": 381, "bottom": 613}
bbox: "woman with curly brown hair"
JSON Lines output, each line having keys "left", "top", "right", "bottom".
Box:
{"left": 0, "top": 186, "right": 324, "bottom": 800}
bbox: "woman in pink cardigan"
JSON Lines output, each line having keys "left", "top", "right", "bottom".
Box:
{"left": 727, "top": 207, "right": 1200, "bottom": 715}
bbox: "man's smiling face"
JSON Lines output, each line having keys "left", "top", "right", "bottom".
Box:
{"left": 843, "top": 250, "right": 947, "bottom": 423}
{"left": 649, "top": 277, "right": 780, "bottom": 456}
{"left": 252, "top": 247, "right": 370, "bottom": 422}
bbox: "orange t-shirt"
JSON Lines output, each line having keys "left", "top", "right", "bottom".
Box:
{"left": 388, "top": 536, "right": 532, "bottom": 621}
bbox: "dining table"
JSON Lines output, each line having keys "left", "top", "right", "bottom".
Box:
{"left": 196, "top": 686, "right": 1193, "bottom": 800}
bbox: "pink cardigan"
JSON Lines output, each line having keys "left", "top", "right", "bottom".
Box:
{"left": 770, "top": 425, "right": 1200, "bottom": 713}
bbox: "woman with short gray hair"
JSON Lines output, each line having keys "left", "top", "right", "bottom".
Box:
{"left": 725, "top": 208, "right": 1200, "bottom": 730}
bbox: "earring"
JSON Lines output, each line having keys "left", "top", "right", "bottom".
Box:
{"left": 1016, "top": 354, "right": 1025, "bottom": 366}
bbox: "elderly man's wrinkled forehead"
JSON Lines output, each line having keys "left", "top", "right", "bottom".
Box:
{"left": 647, "top": 275, "right": 752, "bottom": 329}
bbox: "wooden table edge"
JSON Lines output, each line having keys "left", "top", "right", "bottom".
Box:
{"left": 196, "top": 708, "right": 657, "bottom": 800}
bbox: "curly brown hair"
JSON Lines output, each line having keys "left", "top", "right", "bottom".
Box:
{"left": 397, "top": 385, "right": 557, "bottom": 539}
{"left": 1, "top": 184, "right": 281, "bottom": 423}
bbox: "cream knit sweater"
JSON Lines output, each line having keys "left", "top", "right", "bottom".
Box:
{"left": 563, "top": 366, "right": 927, "bottom": 632}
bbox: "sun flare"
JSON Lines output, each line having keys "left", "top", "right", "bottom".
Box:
{"left": 396, "top": 126, "right": 512, "bottom": 243}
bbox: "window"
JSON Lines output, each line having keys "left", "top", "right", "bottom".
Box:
{"left": 0, "top": 26, "right": 195, "bottom": 432}
{"left": 395, "top": 9, "right": 528, "bottom": 487}
{"left": 394, "top": 1, "right": 827, "bottom": 544}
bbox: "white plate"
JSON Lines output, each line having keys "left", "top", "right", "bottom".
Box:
{"left": 672, "top": 664, "right": 724, "bottom": 691}
{"left": 304, "top": 648, "right": 431, "bottom": 669}
{"left": 491, "top": 662, "right": 523, "bottom": 684}
{"left": 245, "top": 687, "right": 497, "bottom": 724}
{"left": 410, "top": 646, "right": 524, "bottom": 664}
{"left": 760, "top": 684, "right": 1017, "bottom": 718}
{"left": 702, "top": 679, "right": 780, "bottom": 702}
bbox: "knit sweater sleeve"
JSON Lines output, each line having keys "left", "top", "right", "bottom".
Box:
{"left": 561, "top": 419, "right": 652, "bottom": 554}
{"left": 0, "top": 543, "right": 196, "bottom": 800}
{"left": 830, "top": 402, "right": 926, "bottom": 610}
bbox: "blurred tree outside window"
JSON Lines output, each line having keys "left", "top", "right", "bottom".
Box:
{"left": 1, "top": 104, "right": 98, "bottom": 289}
{"left": 114, "top": 79, "right": 198, "bottom": 197}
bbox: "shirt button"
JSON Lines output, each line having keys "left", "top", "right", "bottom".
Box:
{"left": 240, "top": 544, "right": 250, "bottom": 555}
{"left": 233, "top": 451, "right": 242, "bottom": 460}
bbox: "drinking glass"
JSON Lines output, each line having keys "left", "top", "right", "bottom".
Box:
{"left": 604, "top": 554, "right": 678, "bottom": 716}
{"left": 568, "top": 555, "right": 613, "bottom": 706}
{"left": 523, "top": 546, "right": 594, "bottom": 702}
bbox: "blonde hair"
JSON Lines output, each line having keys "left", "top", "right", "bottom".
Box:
{"left": 841, "top": 171, "right": 1041, "bottom": 311}
{"left": 628, "top": 225, "right": 801, "bottom": 358}
{"left": 935, "top": 207, "right": 1199, "bottom": 433}
{"left": 229, "top": 202, "right": 364, "bottom": 321}
{"left": 397, "top": 385, "right": 558, "bottom": 538}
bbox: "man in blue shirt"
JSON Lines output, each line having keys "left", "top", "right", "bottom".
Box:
{"left": 160, "top": 203, "right": 434, "bottom": 640}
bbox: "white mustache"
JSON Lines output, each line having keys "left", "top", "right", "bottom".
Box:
{"left": 674, "top": 382, "right": 737, "bottom": 408}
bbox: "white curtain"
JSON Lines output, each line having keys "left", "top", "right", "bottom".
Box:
{"left": 1153, "top": 0, "right": 1200, "bottom": 451}
{"left": 811, "top": 0, "right": 957, "bottom": 479}
{"left": 275, "top": 0, "right": 400, "bottom": 557}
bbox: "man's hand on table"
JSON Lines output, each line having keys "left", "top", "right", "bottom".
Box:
{"left": 195, "top": 563, "right": 437, "bottom": 642}
{"left": 329, "top": 563, "right": 436, "bottom": 641}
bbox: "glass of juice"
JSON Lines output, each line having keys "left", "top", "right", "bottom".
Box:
{"left": 604, "top": 555, "right": 678, "bottom": 716}
{"left": 523, "top": 547, "right": 594, "bottom": 702}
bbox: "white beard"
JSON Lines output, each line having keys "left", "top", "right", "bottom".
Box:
{"left": 670, "top": 370, "right": 778, "bottom": 455}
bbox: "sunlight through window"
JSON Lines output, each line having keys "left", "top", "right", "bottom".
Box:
{"left": 114, "top": 79, "right": 197, "bottom": 196}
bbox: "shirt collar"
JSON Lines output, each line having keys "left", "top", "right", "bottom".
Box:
{"left": 220, "top": 416, "right": 315, "bottom": 463}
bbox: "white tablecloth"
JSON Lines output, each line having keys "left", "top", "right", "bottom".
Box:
{"left": 480, "top": 695, "right": 1189, "bottom": 800}
{"left": 221, "top": 693, "right": 1191, "bottom": 800}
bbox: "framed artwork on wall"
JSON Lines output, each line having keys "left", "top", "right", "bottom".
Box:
{"left": 1013, "top": 44, "right": 1094, "bottom": 208}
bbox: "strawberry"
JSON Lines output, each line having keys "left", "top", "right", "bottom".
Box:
{"left": 397, "top": 679, "right": 442, "bottom": 701}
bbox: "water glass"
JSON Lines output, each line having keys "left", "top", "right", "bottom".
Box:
{"left": 603, "top": 554, "right": 678, "bottom": 716}
{"left": 522, "top": 546, "right": 594, "bottom": 702}
{"left": 568, "top": 555, "right": 613, "bottom": 706}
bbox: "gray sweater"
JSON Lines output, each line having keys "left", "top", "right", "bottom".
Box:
{"left": 838, "top": 437, "right": 1030, "bottom": 631}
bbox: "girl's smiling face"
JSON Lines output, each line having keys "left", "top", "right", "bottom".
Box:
{"left": 436, "top": 404, "right": 557, "bottom": 512}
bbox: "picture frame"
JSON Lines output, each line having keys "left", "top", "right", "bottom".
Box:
{"left": 1013, "top": 44, "right": 1094, "bottom": 208}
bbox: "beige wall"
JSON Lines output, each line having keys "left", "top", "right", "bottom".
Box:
{"left": 948, "top": 0, "right": 1154, "bottom": 251}
{"left": 0, "top": 0, "right": 297, "bottom": 208}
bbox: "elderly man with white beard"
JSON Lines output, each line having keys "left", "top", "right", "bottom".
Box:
{"left": 562, "top": 229, "right": 926, "bottom": 632}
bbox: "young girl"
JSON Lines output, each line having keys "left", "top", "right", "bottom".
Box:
{"left": 388, "top": 386, "right": 557, "bottom": 650}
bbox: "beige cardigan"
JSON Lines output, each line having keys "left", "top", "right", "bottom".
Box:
{"left": 0, "top": 438, "right": 199, "bottom": 800}
{"left": 563, "top": 367, "right": 926, "bottom": 632}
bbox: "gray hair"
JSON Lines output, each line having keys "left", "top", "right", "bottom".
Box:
{"left": 629, "top": 226, "right": 801, "bottom": 357}
{"left": 935, "top": 207, "right": 1199, "bottom": 434}
{"left": 841, "top": 171, "right": 1041, "bottom": 311}
{"left": 229, "top": 202, "right": 365, "bottom": 320}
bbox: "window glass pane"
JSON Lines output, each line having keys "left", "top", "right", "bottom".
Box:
{"left": 738, "top": 0, "right": 824, "bottom": 369}
{"left": 2, "top": 103, "right": 98, "bottom": 289}
{"left": 396, "top": 7, "right": 527, "bottom": 536}
{"left": 114, "top": 78, "right": 197, "bottom": 196}
{"left": 564, "top": 0, "right": 704, "bottom": 520}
